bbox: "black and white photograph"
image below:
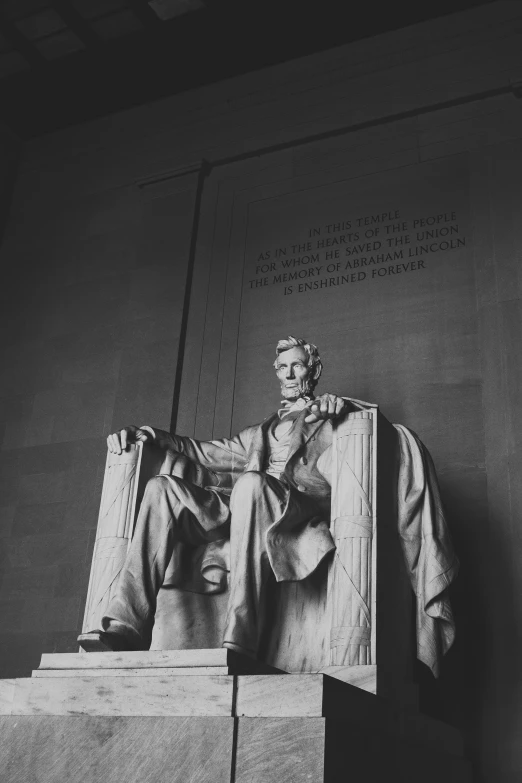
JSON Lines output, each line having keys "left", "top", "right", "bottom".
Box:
{"left": 0, "top": 1, "right": 518, "bottom": 781}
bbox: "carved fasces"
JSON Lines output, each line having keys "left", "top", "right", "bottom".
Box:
{"left": 82, "top": 445, "right": 144, "bottom": 634}
{"left": 328, "top": 410, "right": 376, "bottom": 667}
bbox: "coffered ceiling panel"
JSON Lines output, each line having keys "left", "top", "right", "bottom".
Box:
{"left": 0, "top": 0, "right": 498, "bottom": 139}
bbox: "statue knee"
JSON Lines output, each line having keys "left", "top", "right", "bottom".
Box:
{"left": 144, "top": 474, "right": 175, "bottom": 500}
{"left": 231, "top": 470, "right": 266, "bottom": 503}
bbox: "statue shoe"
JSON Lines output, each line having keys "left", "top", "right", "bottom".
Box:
{"left": 78, "top": 626, "right": 142, "bottom": 653}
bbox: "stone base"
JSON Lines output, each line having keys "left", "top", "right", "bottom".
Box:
{"left": 0, "top": 716, "right": 235, "bottom": 783}
{"left": 0, "top": 713, "right": 471, "bottom": 783}
{"left": 0, "top": 663, "right": 471, "bottom": 782}
{"left": 236, "top": 718, "right": 472, "bottom": 783}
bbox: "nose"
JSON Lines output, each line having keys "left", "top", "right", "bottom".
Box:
{"left": 285, "top": 365, "right": 295, "bottom": 379}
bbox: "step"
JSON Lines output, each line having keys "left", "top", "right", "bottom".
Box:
{"left": 1, "top": 673, "right": 381, "bottom": 720}
{"left": 35, "top": 647, "right": 282, "bottom": 676}
{"left": 1, "top": 674, "right": 235, "bottom": 717}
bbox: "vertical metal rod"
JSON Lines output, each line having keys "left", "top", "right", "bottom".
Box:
{"left": 170, "top": 160, "right": 211, "bottom": 433}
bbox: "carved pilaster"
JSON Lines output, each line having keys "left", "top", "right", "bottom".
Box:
{"left": 327, "top": 409, "right": 377, "bottom": 668}
{"left": 325, "top": 404, "right": 415, "bottom": 704}
{"left": 82, "top": 444, "right": 144, "bottom": 634}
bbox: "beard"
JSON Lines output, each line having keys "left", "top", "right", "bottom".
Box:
{"left": 279, "top": 378, "right": 314, "bottom": 400}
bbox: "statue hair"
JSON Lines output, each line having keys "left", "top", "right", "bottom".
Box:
{"left": 273, "top": 336, "right": 323, "bottom": 391}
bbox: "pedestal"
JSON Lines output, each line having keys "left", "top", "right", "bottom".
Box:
{"left": 0, "top": 651, "right": 471, "bottom": 783}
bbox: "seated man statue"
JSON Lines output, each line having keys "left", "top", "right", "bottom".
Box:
{"left": 81, "top": 335, "right": 457, "bottom": 678}
{"left": 84, "top": 336, "right": 347, "bottom": 655}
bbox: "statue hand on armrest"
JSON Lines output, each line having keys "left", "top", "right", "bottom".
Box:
{"left": 107, "top": 425, "right": 154, "bottom": 455}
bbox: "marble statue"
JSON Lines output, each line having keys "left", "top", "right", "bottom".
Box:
{"left": 79, "top": 335, "right": 458, "bottom": 681}
{"left": 82, "top": 337, "right": 347, "bottom": 653}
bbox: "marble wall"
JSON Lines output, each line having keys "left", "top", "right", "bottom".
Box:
{"left": 0, "top": 3, "right": 521, "bottom": 781}
{"left": 0, "top": 123, "right": 20, "bottom": 246}
{"left": 0, "top": 176, "right": 197, "bottom": 673}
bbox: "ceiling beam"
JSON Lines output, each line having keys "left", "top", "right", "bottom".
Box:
{"left": 124, "top": 0, "right": 163, "bottom": 30}
{"left": 49, "top": 0, "right": 102, "bottom": 50}
{"left": 0, "top": 9, "right": 47, "bottom": 67}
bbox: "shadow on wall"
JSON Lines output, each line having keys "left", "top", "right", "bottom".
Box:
{"left": 0, "top": 125, "right": 20, "bottom": 246}
{"left": 0, "top": 546, "right": 44, "bottom": 677}
{"left": 420, "top": 476, "right": 513, "bottom": 782}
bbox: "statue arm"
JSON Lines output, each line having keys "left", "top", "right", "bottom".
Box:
{"left": 141, "top": 425, "right": 250, "bottom": 487}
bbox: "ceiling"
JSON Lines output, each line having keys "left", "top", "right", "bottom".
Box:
{"left": 0, "top": 0, "right": 498, "bottom": 139}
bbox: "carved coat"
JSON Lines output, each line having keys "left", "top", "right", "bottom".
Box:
{"left": 150, "top": 407, "right": 338, "bottom": 584}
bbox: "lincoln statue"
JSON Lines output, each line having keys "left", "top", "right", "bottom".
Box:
{"left": 81, "top": 335, "right": 458, "bottom": 677}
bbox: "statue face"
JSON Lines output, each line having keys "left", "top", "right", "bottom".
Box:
{"left": 275, "top": 346, "right": 313, "bottom": 400}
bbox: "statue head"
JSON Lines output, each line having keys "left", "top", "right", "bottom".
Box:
{"left": 273, "top": 336, "right": 323, "bottom": 401}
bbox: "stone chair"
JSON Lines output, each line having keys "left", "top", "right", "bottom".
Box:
{"left": 80, "top": 399, "right": 414, "bottom": 703}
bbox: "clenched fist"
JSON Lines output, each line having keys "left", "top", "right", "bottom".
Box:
{"left": 304, "top": 393, "right": 346, "bottom": 423}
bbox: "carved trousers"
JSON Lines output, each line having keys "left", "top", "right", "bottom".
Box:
{"left": 102, "top": 470, "right": 289, "bottom": 655}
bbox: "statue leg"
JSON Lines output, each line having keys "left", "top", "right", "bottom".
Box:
{"left": 223, "top": 470, "right": 288, "bottom": 658}
{"left": 101, "top": 474, "right": 230, "bottom": 648}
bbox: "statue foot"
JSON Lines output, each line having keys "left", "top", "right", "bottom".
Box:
{"left": 78, "top": 629, "right": 142, "bottom": 653}
{"left": 222, "top": 641, "right": 257, "bottom": 660}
